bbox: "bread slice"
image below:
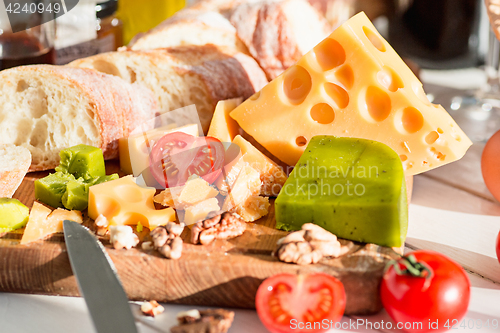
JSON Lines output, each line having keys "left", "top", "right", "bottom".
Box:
{"left": 0, "top": 65, "right": 157, "bottom": 171}
{"left": 229, "top": 0, "right": 331, "bottom": 80}
{"left": 0, "top": 145, "right": 31, "bottom": 198}
{"left": 69, "top": 45, "right": 268, "bottom": 133}
{"left": 128, "top": 8, "right": 249, "bottom": 55}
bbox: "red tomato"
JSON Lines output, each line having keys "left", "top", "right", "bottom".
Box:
{"left": 496, "top": 231, "right": 500, "bottom": 265}
{"left": 482, "top": 130, "right": 500, "bottom": 202}
{"left": 149, "top": 132, "right": 225, "bottom": 188}
{"left": 381, "top": 250, "right": 470, "bottom": 333}
{"left": 255, "top": 273, "right": 346, "bottom": 333}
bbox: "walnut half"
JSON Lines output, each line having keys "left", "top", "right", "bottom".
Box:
{"left": 191, "top": 212, "right": 246, "bottom": 245}
{"left": 276, "top": 223, "right": 349, "bottom": 265}
{"left": 171, "top": 309, "right": 235, "bottom": 333}
{"left": 150, "top": 222, "right": 185, "bottom": 259}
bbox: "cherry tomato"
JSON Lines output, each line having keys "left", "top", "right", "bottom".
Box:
{"left": 482, "top": 130, "right": 500, "bottom": 202}
{"left": 381, "top": 250, "right": 470, "bottom": 333}
{"left": 496, "top": 231, "right": 500, "bottom": 265}
{"left": 255, "top": 273, "right": 346, "bottom": 333}
{"left": 149, "top": 132, "right": 225, "bottom": 188}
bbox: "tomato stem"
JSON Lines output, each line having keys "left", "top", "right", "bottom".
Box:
{"left": 387, "top": 254, "right": 434, "bottom": 290}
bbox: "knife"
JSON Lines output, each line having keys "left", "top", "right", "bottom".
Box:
{"left": 63, "top": 220, "right": 138, "bottom": 333}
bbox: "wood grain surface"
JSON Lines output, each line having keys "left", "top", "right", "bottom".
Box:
{"left": 0, "top": 161, "right": 409, "bottom": 315}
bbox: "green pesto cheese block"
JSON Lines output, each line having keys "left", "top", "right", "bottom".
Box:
{"left": 0, "top": 198, "right": 29, "bottom": 232}
{"left": 275, "top": 136, "right": 408, "bottom": 248}
{"left": 62, "top": 174, "right": 118, "bottom": 211}
{"left": 35, "top": 172, "right": 76, "bottom": 208}
{"left": 55, "top": 144, "right": 106, "bottom": 180}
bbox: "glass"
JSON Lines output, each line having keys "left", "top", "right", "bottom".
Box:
{"left": 388, "top": 0, "right": 482, "bottom": 69}
{"left": 0, "top": 0, "right": 55, "bottom": 70}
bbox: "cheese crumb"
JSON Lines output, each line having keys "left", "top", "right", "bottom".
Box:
{"left": 109, "top": 225, "right": 139, "bottom": 250}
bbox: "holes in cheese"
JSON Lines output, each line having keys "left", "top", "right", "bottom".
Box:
{"left": 313, "top": 38, "right": 346, "bottom": 71}
{"left": 95, "top": 196, "right": 121, "bottom": 218}
{"left": 283, "top": 65, "right": 312, "bottom": 105}
{"left": 365, "top": 86, "right": 391, "bottom": 122}
{"left": 249, "top": 91, "right": 261, "bottom": 101}
{"left": 335, "top": 65, "right": 354, "bottom": 90}
{"left": 115, "top": 185, "right": 145, "bottom": 203}
{"left": 324, "top": 82, "right": 349, "bottom": 109}
{"left": 296, "top": 136, "right": 307, "bottom": 147}
{"left": 401, "top": 107, "right": 424, "bottom": 134}
{"left": 310, "top": 103, "right": 335, "bottom": 124}
{"left": 363, "top": 26, "right": 386, "bottom": 52}
{"left": 377, "top": 67, "right": 404, "bottom": 92}
{"left": 230, "top": 12, "right": 472, "bottom": 175}
{"left": 425, "top": 131, "right": 440, "bottom": 144}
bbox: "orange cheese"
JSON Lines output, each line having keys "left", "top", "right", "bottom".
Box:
{"left": 207, "top": 98, "right": 242, "bottom": 143}
{"left": 88, "top": 175, "right": 176, "bottom": 229}
{"left": 230, "top": 12, "right": 472, "bottom": 175}
{"left": 233, "top": 135, "right": 288, "bottom": 196}
{"left": 119, "top": 123, "right": 199, "bottom": 175}
{"left": 21, "top": 202, "right": 83, "bottom": 244}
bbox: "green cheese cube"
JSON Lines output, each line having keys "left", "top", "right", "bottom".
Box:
{"left": 61, "top": 174, "right": 119, "bottom": 211}
{"left": 0, "top": 198, "right": 29, "bottom": 232}
{"left": 55, "top": 144, "right": 106, "bottom": 180}
{"left": 275, "top": 136, "right": 408, "bottom": 248}
{"left": 34, "top": 172, "right": 76, "bottom": 208}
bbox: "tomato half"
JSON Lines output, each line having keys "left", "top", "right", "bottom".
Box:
{"left": 482, "top": 130, "right": 500, "bottom": 202}
{"left": 149, "top": 132, "right": 225, "bottom": 188}
{"left": 381, "top": 250, "right": 470, "bottom": 333}
{"left": 255, "top": 273, "right": 346, "bottom": 333}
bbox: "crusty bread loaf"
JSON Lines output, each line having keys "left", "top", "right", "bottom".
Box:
{"left": 0, "top": 145, "right": 31, "bottom": 198}
{"left": 129, "top": 8, "right": 249, "bottom": 55}
{"left": 0, "top": 65, "right": 157, "bottom": 171}
{"left": 229, "top": 0, "right": 331, "bottom": 80}
{"left": 69, "top": 45, "right": 268, "bottom": 133}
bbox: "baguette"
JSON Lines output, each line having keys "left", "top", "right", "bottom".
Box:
{"left": 0, "top": 65, "right": 157, "bottom": 171}
{"left": 0, "top": 145, "right": 31, "bottom": 198}
{"left": 129, "top": 8, "right": 249, "bottom": 55}
{"left": 69, "top": 45, "right": 268, "bottom": 133}
{"left": 229, "top": 0, "right": 331, "bottom": 80}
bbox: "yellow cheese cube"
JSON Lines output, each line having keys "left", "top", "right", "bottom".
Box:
{"left": 230, "top": 12, "right": 472, "bottom": 175}
{"left": 88, "top": 175, "right": 176, "bottom": 230}
{"left": 234, "top": 195, "right": 270, "bottom": 222}
{"left": 207, "top": 98, "right": 242, "bottom": 143}
{"left": 21, "top": 202, "right": 83, "bottom": 244}
{"left": 222, "top": 165, "right": 261, "bottom": 212}
{"left": 119, "top": 123, "right": 199, "bottom": 175}
{"left": 183, "top": 197, "right": 220, "bottom": 225}
{"left": 233, "top": 135, "right": 288, "bottom": 197}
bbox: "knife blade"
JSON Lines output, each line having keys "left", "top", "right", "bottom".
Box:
{"left": 63, "top": 220, "right": 138, "bottom": 333}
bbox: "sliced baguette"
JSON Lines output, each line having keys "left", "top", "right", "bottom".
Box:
{"left": 0, "top": 145, "right": 31, "bottom": 198}
{"left": 69, "top": 45, "right": 268, "bottom": 133}
{"left": 129, "top": 8, "right": 249, "bottom": 55}
{"left": 229, "top": 0, "right": 331, "bottom": 80}
{"left": 0, "top": 65, "right": 157, "bottom": 171}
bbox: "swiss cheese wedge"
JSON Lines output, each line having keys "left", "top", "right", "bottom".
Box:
{"left": 230, "top": 12, "right": 472, "bottom": 175}
{"left": 207, "top": 98, "right": 242, "bottom": 143}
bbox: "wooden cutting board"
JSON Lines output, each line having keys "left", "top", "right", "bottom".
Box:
{"left": 0, "top": 161, "right": 404, "bottom": 315}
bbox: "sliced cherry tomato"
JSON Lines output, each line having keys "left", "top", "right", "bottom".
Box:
{"left": 149, "top": 132, "right": 225, "bottom": 188}
{"left": 381, "top": 250, "right": 470, "bottom": 333}
{"left": 255, "top": 273, "right": 345, "bottom": 333}
{"left": 482, "top": 129, "right": 500, "bottom": 202}
{"left": 496, "top": 231, "right": 500, "bottom": 265}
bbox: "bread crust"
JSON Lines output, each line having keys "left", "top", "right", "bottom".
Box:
{"left": 229, "top": 0, "right": 331, "bottom": 80}
{"left": 70, "top": 45, "right": 267, "bottom": 133}
{"left": 0, "top": 145, "right": 31, "bottom": 198}
{"left": 129, "top": 8, "right": 250, "bottom": 55}
{"left": 0, "top": 65, "right": 156, "bottom": 171}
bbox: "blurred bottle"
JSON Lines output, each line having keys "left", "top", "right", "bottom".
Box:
{"left": 0, "top": 1, "right": 55, "bottom": 70}
{"left": 388, "top": 0, "right": 482, "bottom": 69}
{"left": 118, "top": 0, "right": 186, "bottom": 45}
{"left": 96, "top": 0, "right": 123, "bottom": 52}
